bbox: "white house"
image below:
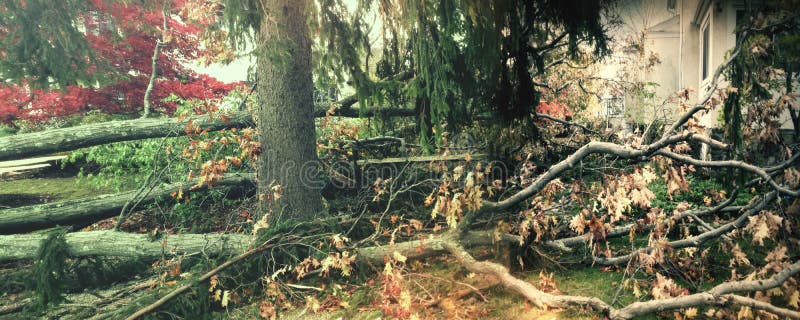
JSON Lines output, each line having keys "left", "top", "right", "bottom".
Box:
{"left": 603, "top": 0, "right": 795, "bottom": 131}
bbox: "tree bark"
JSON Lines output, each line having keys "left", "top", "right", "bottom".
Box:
{"left": 0, "top": 174, "right": 255, "bottom": 234}
{"left": 0, "top": 229, "right": 501, "bottom": 263}
{"left": 255, "top": 0, "right": 323, "bottom": 219}
{"left": 0, "top": 231, "right": 250, "bottom": 262}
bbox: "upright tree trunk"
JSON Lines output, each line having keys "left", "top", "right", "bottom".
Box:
{"left": 256, "top": 0, "right": 323, "bottom": 220}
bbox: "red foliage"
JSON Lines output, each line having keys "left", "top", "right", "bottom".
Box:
{"left": 535, "top": 100, "right": 573, "bottom": 120}
{"left": 0, "top": 0, "right": 238, "bottom": 125}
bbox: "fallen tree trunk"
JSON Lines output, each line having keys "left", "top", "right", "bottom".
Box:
{"left": 0, "top": 112, "right": 253, "bottom": 162}
{"left": 0, "top": 102, "right": 415, "bottom": 161}
{"left": 0, "top": 230, "right": 251, "bottom": 262}
{"left": 1, "top": 151, "right": 480, "bottom": 233}
{"left": 0, "top": 229, "right": 501, "bottom": 263}
{"left": 0, "top": 174, "right": 255, "bottom": 234}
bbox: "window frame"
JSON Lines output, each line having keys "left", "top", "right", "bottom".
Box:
{"left": 699, "top": 8, "right": 713, "bottom": 87}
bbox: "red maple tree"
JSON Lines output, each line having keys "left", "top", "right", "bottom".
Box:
{"left": 0, "top": 0, "right": 238, "bottom": 125}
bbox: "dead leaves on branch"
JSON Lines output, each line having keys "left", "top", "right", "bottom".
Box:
{"left": 595, "top": 165, "right": 658, "bottom": 223}
{"left": 744, "top": 210, "right": 784, "bottom": 246}
{"left": 428, "top": 163, "right": 489, "bottom": 228}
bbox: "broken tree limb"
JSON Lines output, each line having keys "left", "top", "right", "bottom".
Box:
{"left": 543, "top": 190, "right": 744, "bottom": 252}
{"left": 0, "top": 111, "right": 254, "bottom": 162}
{"left": 657, "top": 150, "right": 800, "bottom": 196}
{"left": 0, "top": 151, "right": 479, "bottom": 234}
{"left": 0, "top": 71, "right": 415, "bottom": 161}
{"left": 458, "top": 132, "right": 725, "bottom": 232}
{"left": 0, "top": 174, "right": 255, "bottom": 234}
{"left": 441, "top": 239, "right": 612, "bottom": 311}
{"left": 594, "top": 191, "right": 777, "bottom": 266}
{"left": 609, "top": 260, "right": 800, "bottom": 319}
{"left": 357, "top": 153, "right": 486, "bottom": 166}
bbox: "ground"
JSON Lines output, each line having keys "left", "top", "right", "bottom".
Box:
{"left": 1, "top": 167, "right": 665, "bottom": 319}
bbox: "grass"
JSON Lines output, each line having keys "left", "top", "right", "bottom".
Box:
{"left": 0, "top": 175, "right": 134, "bottom": 208}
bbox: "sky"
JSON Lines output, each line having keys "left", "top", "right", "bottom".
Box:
{"left": 191, "top": 0, "right": 373, "bottom": 83}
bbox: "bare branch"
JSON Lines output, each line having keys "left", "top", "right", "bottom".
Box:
{"left": 610, "top": 260, "right": 800, "bottom": 319}
{"left": 535, "top": 113, "right": 599, "bottom": 134}
{"left": 594, "top": 191, "right": 777, "bottom": 265}
{"left": 544, "top": 188, "right": 743, "bottom": 252}
{"left": 657, "top": 150, "right": 799, "bottom": 196}
{"left": 441, "top": 239, "right": 612, "bottom": 312}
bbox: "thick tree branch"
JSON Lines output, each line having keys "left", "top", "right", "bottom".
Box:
{"left": 657, "top": 150, "right": 799, "bottom": 196}
{"left": 441, "top": 239, "right": 612, "bottom": 312}
{"left": 610, "top": 260, "right": 800, "bottom": 319}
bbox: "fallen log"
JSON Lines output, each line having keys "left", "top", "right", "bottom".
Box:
{"left": 357, "top": 153, "right": 486, "bottom": 166}
{"left": 0, "top": 174, "right": 255, "bottom": 234}
{"left": 0, "top": 101, "right": 415, "bottom": 161}
{"left": 0, "top": 229, "right": 501, "bottom": 263}
{"left": 0, "top": 152, "right": 480, "bottom": 233}
{"left": 0, "top": 230, "right": 251, "bottom": 262}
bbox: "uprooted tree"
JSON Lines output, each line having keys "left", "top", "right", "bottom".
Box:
{"left": 0, "top": 0, "right": 799, "bottom": 319}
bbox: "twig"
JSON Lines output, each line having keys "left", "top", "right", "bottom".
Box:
{"left": 535, "top": 113, "right": 599, "bottom": 135}
{"left": 142, "top": 3, "right": 169, "bottom": 118}
{"left": 125, "top": 239, "right": 277, "bottom": 320}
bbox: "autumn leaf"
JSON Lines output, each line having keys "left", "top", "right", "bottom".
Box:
{"left": 259, "top": 301, "right": 276, "bottom": 319}
{"left": 789, "top": 290, "right": 799, "bottom": 309}
{"left": 393, "top": 251, "right": 408, "bottom": 263}
{"left": 305, "top": 295, "right": 321, "bottom": 313}
{"left": 209, "top": 274, "right": 219, "bottom": 293}
{"left": 221, "top": 290, "right": 231, "bottom": 308}
{"left": 569, "top": 210, "right": 589, "bottom": 234}
{"left": 630, "top": 187, "right": 655, "bottom": 208}
{"left": 744, "top": 211, "right": 783, "bottom": 246}
{"left": 651, "top": 273, "right": 686, "bottom": 300}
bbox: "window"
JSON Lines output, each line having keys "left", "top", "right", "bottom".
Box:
{"left": 667, "top": 0, "right": 677, "bottom": 11}
{"left": 603, "top": 96, "right": 624, "bottom": 118}
{"left": 700, "top": 11, "right": 712, "bottom": 82}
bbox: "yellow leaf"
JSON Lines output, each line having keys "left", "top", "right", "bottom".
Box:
{"left": 393, "top": 251, "right": 407, "bottom": 263}
{"left": 214, "top": 289, "right": 222, "bottom": 302}
{"left": 685, "top": 307, "right": 698, "bottom": 319}
{"left": 305, "top": 295, "right": 321, "bottom": 313}
{"left": 789, "top": 290, "right": 799, "bottom": 309}
{"left": 221, "top": 290, "right": 231, "bottom": 308}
